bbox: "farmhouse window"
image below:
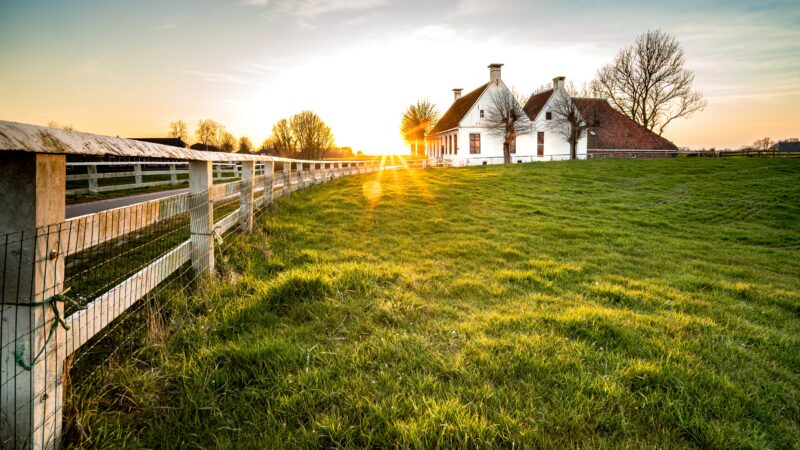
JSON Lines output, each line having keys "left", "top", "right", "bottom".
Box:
{"left": 480, "top": 110, "right": 484, "bottom": 118}
{"left": 537, "top": 132, "right": 544, "bottom": 156}
{"left": 546, "top": 112, "right": 552, "bottom": 120}
{"left": 453, "top": 135, "right": 457, "bottom": 155}
{"left": 509, "top": 136, "right": 516, "bottom": 154}
{"left": 470, "top": 133, "right": 481, "bottom": 154}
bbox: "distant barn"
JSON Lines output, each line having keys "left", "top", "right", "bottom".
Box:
{"left": 770, "top": 141, "right": 800, "bottom": 152}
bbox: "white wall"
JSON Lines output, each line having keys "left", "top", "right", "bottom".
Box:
{"left": 428, "top": 81, "right": 587, "bottom": 165}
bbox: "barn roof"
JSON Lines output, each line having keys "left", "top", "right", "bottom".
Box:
{"left": 429, "top": 83, "right": 490, "bottom": 134}
{"left": 572, "top": 98, "right": 678, "bottom": 151}
{"left": 131, "top": 137, "right": 187, "bottom": 148}
{"left": 770, "top": 141, "right": 800, "bottom": 151}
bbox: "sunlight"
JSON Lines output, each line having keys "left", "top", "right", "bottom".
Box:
{"left": 362, "top": 154, "right": 388, "bottom": 204}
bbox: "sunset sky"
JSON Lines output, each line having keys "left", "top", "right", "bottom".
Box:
{"left": 1, "top": 0, "right": 798, "bottom": 154}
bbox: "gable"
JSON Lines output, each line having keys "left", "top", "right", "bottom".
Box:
{"left": 523, "top": 89, "right": 554, "bottom": 121}
{"left": 429, "top": 83, "right": 490, "bottom": 134}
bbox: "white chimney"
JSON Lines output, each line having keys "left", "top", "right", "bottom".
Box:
{"left": 488, "top": 63, "right": 503, "bottom": 83}
{"left": 453, "top": 88, "right": 463, "bottom": 102}
{"left": 553, "top": 76, "right": 566, "bottom": 90}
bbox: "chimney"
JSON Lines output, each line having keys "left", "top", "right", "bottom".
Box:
{"left": 488, "top": 63, "right": 503, "bottom": 83}
{"left": 553, "top": 76, "right": 566, "bottom": 90}
{"left": 453, "top": 88, "right": 463, "bottom": 102}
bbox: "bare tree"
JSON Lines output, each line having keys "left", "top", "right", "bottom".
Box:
{"left": 753, "top": 137, "right": 774, "bottom": 151}
{"left": 169, "top": 120, "right": 189, "bottom": 144}
{"left": 401, "top": 99, "right": 440, "bottom": 157}
{"left": 592, "top": 29, "right": 707, "bottom": 136}
{"left": 238, "top": 136, "right": 254, "bottom": 154}
{"left": 265, "top": 118, "right": 296, "bottom": 156}
{"left": 196, "top": 119, "right": 221, "bottom": 150}
{"left": 547, "top": 95, "right": 601, "bottom": 160}
{"left": 290, "top": 111, "right": 335, "bottom": 159}
{"left": 484, "top": 88, "right": 532, "bottom": 164}
{"left": 217, "top": 128, "right": 235, "bottom": 152}
{"left": 47, "top": 121, "right": 74, "bottom": 131}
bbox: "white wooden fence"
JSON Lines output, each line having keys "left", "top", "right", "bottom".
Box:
{"left": 65, "top": 161, "right": 258, "bottom": 196}
{"left": 0, "top": 120, "right": 427, "bottom": 449}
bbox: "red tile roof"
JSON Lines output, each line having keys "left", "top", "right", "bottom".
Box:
{"left": 573, "top": 98, "right": 677, "bottom": 151}
{"left": 522, "top": 89, "right": 554, "bottom": 121}
{"left": 429, "top": 83, "right": 490, "bottom": 134}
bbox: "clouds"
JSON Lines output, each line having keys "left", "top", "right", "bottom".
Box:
{"left": 245, "top": 0, "right": 386, "bottom": 16}
{"left": 2, "top": 0, "right": 799, "bottom": 150}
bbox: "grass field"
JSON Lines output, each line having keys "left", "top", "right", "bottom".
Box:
{"left": 71, "top": 158, "right": 800, "bottom": 448}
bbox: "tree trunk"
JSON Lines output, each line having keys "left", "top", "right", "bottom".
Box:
{"left": 570, "top": 142, "right": 577, "bottom": 160}
{"left": 503, "top": 142, "right": 511, "bottom": 164}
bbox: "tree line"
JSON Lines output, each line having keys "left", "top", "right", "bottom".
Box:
{"left": 401, "top": 29, "right": 708, "bottom": 163}
{"left": 166, "top": 111, "right": 349, "bottom": 159}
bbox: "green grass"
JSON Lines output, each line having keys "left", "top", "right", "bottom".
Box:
{"left": 69, "top": 158, "right": 800, "bottom": 448}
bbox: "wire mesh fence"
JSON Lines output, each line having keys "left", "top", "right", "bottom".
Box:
{"left": 0, "top": 157, "right": 420, "bottom": 449}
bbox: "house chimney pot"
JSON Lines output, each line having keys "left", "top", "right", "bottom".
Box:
{"left": 488, "top": 63, "right": 503, "bottom": 83}
{"left": 453, "top": 88, "right": 463, "bottom": 102}
{"left": 553, "top": 76, "right": 566, "bottom": 90}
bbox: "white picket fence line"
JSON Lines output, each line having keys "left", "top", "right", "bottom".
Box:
{"left": 0, "top": 119, "right": 429, "bottom": 450}
{"left": 66, "top": 161, "right": 266, "bottom": 195}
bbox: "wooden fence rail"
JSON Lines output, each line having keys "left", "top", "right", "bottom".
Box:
{"left": 0, "top": 120, "right": 425, "bottom": 450}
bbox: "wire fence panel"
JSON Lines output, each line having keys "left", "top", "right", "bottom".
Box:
{"left": 0, "top": 157, "right": 407, "bottom": 449}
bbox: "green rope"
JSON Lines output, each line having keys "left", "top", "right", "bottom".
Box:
{"left": 12, "top": 288, "right": 84, "bottom": 371}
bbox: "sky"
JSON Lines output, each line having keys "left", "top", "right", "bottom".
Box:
{"left": 1, "top": 0, "right": 798, "bottom": 154}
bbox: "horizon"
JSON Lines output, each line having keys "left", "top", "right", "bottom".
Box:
{"left": 1, "top": 0, "right": 798, "bottom": 154}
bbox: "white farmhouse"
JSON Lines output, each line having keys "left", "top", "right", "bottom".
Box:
{"left": 425, "top": 64, "right": 677, "bottom": 164}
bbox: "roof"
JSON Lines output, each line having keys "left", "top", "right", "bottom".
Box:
{"left": 189, "top": 142, "right": 222, "bottom": 151}
{"left": 573, "top": 98, "right": 678, "bottom": 151}
{"left": 429, "top": 83, "right": 490, "bottom": 134}
{"left": 770, "top": 141, "right": 800, "bottom": 151}
{"left": 522, "top": 89, "right": 554, "bottom": 121}
{"left": 131, "top": 137, "right": 187, "bottom": 148}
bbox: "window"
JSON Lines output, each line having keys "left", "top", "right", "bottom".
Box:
{"left": 537, "top": 132, "right": 544, "bottom": 156}
{"left": 509, "top": 136, "right": 516, "bottom": 154}
{"left": 480, "top": 110, "right": 484, "bottom": 118}
{"left": 546, "top": 112, "right": 552, "bottom": 120}
{"left": 453, "top": 134, "right": 457, "bottom": 155}
{"left": 470, "top": 133, "right": 481, "bottom": 154}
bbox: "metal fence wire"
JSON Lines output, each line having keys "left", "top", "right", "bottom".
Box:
{"left": 0, "top": 158, "right": 420, "bottom": 449}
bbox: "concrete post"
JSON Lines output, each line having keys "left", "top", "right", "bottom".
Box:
{"left": 169, "top": 164, "right": 178, "bottom": 185}
{"left": 239, "top": 161, "right": 255, "bottom": 232}
{"left": 283, "top": 162, "right": 290, "bottom": 197}
{"left": 189, "top": 161, "right": 214, "bottom": 275}
{"left": 87, "top": 164, "right": 99, "bottom": 194}
{"left": 133, "top": 163, "right": 143, "bottom": 186}
{"left": 296, "top": 163, "right": 304, "bottom": 190}
{"left": 263, "top": 161, "right": 274, "bottom": 206}
{"left": 0, "top": 153, "right": 66, "bottom": 450}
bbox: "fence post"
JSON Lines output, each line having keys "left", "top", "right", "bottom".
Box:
{"left": 87, "top": 164, "right": 99, "bottom": 194}
{"left": 169, "top": 164, "right": 178, "bottom": 185}
{"left": 1, "top": 153, "right": 66, "bottom": 450}
{"left": 239, "top": 161, "right": 255, "bottom": 232}
{"left": 189, "top": 161, "right": 214, "bottom": 275}
{"left": 263, "top": 161, "right": 274, "bottom": 206}
{"left": 133, "top": 163, "right": 143, "bottom": 186}
{"left": 282, "top": 162, "right": 290, "bottom": 197}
